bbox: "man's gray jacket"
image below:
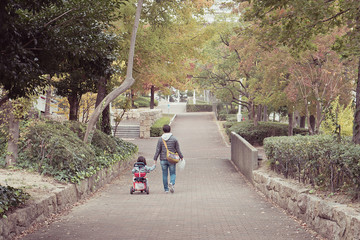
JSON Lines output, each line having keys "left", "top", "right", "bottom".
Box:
{"left": 154, "top": 133, "right": 183, "bottom": 161}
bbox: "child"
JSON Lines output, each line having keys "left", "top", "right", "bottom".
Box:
{"left": 132, "top": 156, "right": 156, "bottom": 174}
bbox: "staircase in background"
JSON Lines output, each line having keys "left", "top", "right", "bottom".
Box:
{"left": 113, "top": 125, "right": 140, "bottom": 139}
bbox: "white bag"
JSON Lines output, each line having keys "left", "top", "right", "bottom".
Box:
{"left": 178, "top": 159, "right": 186, "bottom": 171}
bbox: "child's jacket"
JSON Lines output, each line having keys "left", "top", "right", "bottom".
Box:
{"left": 132, "top": 163, "right": 156, "bottom": 174}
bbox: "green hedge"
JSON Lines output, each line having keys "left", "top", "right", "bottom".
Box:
{"left": 14, "top": 120, "right": 137, "bottom": 183}
{"left": 223, "top": 121, "right": 236, "bottom": 130}
{"left": 217, "top": 113, "right": 237, "bottom": 121}
{"left": 0, "top": 185, "right": 30, "bottom": 217}
{"left": 186, "top": 104, "right": 213, "bottom": 112}
{"left": 227, "top": 121, "right": 308, "bottom": 146}
{"left": 264, "top": 135, "right": 360, "bottom": 199}
{"left": 150, "top": 115, "right": 172, "bottom": 137}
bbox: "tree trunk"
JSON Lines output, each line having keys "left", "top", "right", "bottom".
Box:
{"left": 249, "top": 102, "right": 255, "bottom": 120}
{"left": 288, "top": 112, "right": 293, "bottom": 136}
{"left": 131, "top": 89, "right": 136, "bottom": 108}
{"left": 300, "top": 116, "right": 306, "bottom": 128}
{"left": 44, "top": 86, "right": 51, "bottom": 116}
{"left": 95, "top": 77, "right": 107, "bottom": 108}
{"left": 304, "top": 98, "right": 313, "bottom": 135}
{"left": 315, "top": 100, "right": 322, "bottom": 134}
{"left": 67, "top": 93, "right": 80, "bottom": 121}
{"left": 263, "top": 105, "right": 268, "bottom": 121}
{"left": 294, "top": 111, "right": 300, "bottom": 128}
{"left": 253, "top": 105, "right": 258, "bottom": 126}
{"left": 0, "top": 95, "right": 9, "bottom": 108}
{"left": 353, "top": 58, "right": 360, "bottom": 144}
{"left": 257, "top": 104, "right": 262, "bottom": 122}
{"left": 102, "top": 105, "right": 111, "bottom": 135}
{"left": 84, "top": 0, "right": 143, "bottom": 143}
{"left": 150, "top": 85, "right": 155, "bottom": 109}
{"left": 6, "top": 106, "right": 19, "bottom": 166}
{"left": 310, "top": 115, "right": 316, "bottom": 134}
{"left": 95, "top": 76, "right": 111, "bottom": 134}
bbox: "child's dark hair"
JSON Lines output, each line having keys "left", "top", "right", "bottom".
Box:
{"left": 137, "top": 156, "right": 147, "bottom": 165}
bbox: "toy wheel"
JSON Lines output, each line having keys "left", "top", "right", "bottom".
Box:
{"left": 130, "top": 187, "right": 134, "bottom": 194}
{"left": 146, "top": 186, "right": 149, "bottom": 194}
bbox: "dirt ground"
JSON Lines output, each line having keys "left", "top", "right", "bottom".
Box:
{"left": 0, "top": 168, "right": 68, "bottom": 203}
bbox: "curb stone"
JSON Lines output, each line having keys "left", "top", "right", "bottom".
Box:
{"left": 0, "top": 157, "right": 134, "bottom": 240}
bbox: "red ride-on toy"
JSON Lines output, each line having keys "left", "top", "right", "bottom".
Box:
{"left": 130, "top": 162, "right": 149, "bottom": 194}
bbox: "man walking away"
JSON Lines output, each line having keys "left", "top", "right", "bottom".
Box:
{"left": 153, "top": 124, "right": 183, "bottom": 193}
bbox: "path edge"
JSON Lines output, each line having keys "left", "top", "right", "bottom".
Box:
{"left": 253, "top": 169, "right": 360, "bottom": 240}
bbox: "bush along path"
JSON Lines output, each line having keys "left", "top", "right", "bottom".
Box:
{"left": 0, "top": 185, "right": 30, "bottom": 218}
{"left": 15, "top": 120, "right": 138, "bottom": 183}
{"left": 0, "top": 119, "right": 138, "bottom": 240}
{"left": 225, "top": 121, "right": 308, "bottom": 146}
{"left": 264, "top": 135, "right": 360, "bottom": 200}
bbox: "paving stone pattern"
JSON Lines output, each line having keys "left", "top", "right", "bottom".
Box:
{"left": 21, "top": 113, "right": 317, "bottom": 240}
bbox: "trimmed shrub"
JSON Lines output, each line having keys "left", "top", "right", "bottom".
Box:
{"left": 217, "top": 111, "right": 237, "bottom": 121}
{"left": 150, "top": 115, "right": 172, "bottom": 137}
{"left": 226, "top": 114, "right": 237, "bottom": 122}
{"left": 186, "top": 104, "right": 212, "bottom": 112}
{"left": 15, "top": 120, "right": 137, "bottom": 183}
{"left": 0, "top": 185, "right": 30, "bottom": 217}
{"left": 223, "top": 121, "right": 236, "bottom": 130}
{"left": 264, "top": 135, "right": 360, "bottom": 199}
{"left": 227, "top": 121, "right": 308, "bottom": 146}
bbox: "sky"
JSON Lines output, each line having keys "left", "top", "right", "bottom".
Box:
{"left": 204, "top": 0, "right": 236, "bottom": 23}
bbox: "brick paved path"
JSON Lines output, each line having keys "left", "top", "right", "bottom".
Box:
{"left": 21, "top": 113, "right": 317, "bottom": 240}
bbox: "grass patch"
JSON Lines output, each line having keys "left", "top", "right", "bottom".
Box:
{"left": 150, "top": 114, "right": 174, "bottom": 137}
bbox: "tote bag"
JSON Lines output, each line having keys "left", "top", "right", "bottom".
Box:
{"left": 162, "top": 139, "right": 180, "bottom": 164}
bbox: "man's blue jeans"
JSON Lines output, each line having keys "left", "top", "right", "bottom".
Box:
{"left": 160, "top": 160, "right": 176, "bottom": 191}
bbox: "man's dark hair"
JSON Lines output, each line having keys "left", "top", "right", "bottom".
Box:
{"left": 163, "top": 124, "right": 171, "bottom": 133}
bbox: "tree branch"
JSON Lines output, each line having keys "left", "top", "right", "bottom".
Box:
{"left": 44, "top": 8, "right": 76, "bottom": 28}
{"left": 23, "top": 8, "right": 77, "bottom": 49}
{"left": 83, "top": 0, "right": 144, "bottom": 143}
{"left": 310, "top": 8, "right": 350, "bottom": 28}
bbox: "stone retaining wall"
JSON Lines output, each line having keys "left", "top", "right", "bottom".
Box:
{"left": 253, "top": 170, "right": 360, "bottom": 240}
{"left": 116, "top": 109, "right": 162, "bottom": 139}
{"left": 0, "top": 158, "right": 134, "bottom": 240}
{"left": 139, "top": 110, "right": 162, "bottom": 138}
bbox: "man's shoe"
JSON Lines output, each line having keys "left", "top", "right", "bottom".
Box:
{"left": 169, "top": 183, "right": 174, "bottom": 193}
